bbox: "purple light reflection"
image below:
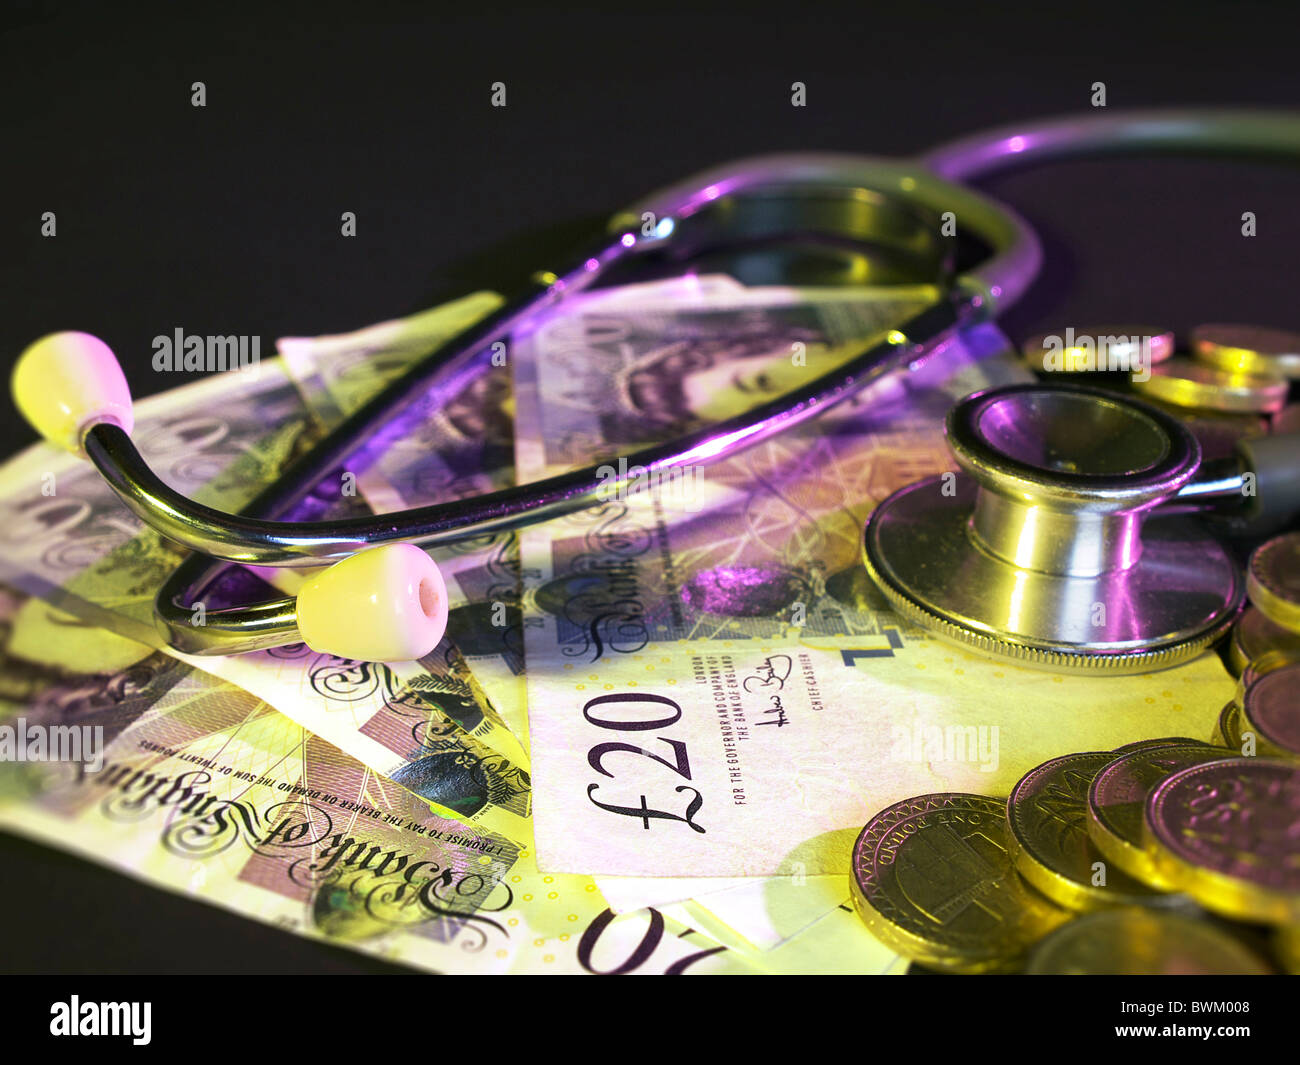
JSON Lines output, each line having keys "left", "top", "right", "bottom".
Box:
{"left": 676, "top": 422, "right": 770, "bottom": 463}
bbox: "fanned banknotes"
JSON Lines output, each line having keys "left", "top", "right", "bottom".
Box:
{"left": 0, "top": 279, "right": 977, "bottom": 971}
{"left": 277, "top": 294, "right": 531, "bottom": 744}
{"left": 0, "top": 585, "right": 769, "bottom": 974}
{"left": 261, "top": 280, "right": 929, "bottom": 959}
{"left": 0, "top": 347, "right": 531, "bottom": 836}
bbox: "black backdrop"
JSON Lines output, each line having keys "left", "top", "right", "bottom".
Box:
{"left": 1, "top": 0, "right": 1298, "bottom": 973}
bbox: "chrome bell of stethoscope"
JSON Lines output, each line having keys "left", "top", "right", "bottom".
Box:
{"left": 863, "top": 383, "right": 1268, "bottom": 674}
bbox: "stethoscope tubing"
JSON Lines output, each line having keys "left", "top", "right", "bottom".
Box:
{"left": 120, "top": 108, "right": 1300, "bottom": 653}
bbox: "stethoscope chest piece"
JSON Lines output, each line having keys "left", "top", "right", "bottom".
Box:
{"left": 863, "top": 384, "right": 1245, "bottom": 674}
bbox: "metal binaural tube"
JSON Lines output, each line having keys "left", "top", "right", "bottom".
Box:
{"left": 86, "top": 296, "right": 976, "bottom": 569}
{"left": 158, "top": 595, "right": 301, "bottom": 655}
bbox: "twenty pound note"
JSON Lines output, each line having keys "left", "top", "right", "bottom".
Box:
{"left": 512, "top": 287, "right": 1238, "bottom": 876}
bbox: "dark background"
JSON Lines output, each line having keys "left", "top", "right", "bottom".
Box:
{"left": 1, "top": 0, "right": 1298, "bottom": 974}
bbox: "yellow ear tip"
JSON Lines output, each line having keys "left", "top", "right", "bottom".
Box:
{"left": 12, "top": 331, "right": 134, "bottom": 454}
{"left": 295, "top": 544, "right": 448, "bottom": 663}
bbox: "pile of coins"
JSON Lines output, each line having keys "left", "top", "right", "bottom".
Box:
{"left": 851, "top": 522, "right": 1300, "bottom": 973}
{"left": 1222, "top": 531, "right": 1300, "bottom": 759}
{"left": 1228, "top": 607, "right": 1300, "bottom": 676}
{"left": 1137, "top": 323, "right": 1292, "bottom": 416}
{"left": 851, "top": 526, "right": 1300, "bottom": 973}
{"left": 1021, "top": 322, "right": 1300, "bottom": 463}
{"left": 850, "top": 741, "right": 1299, "bottom": 974}
{"left": 1023, "top": 322, "right": 1298, "bottom": 412}
{"left": 1247, "top": 532, "right": 1300, "bottom": 634}
{"left": 850, "top": 324, "right": 1300, "bottom": 974}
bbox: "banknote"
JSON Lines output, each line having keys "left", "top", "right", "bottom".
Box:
{"left": 277, "top": 294, "right": 537, "bottom": 769}
{"left": 277, "top": 278, "right": 755, "bottom": 606}
{"left": 634, "top": 885, "right": 900, "bottom": 973}
{"left": 278, "top": 290, "right": 515, "bottom": 588}
{"left": 509, "top": 279, "right": 943, "bottom": 483}
{"left": 0, "top": 352, "right": 531, "bottom": 829}
{"left": 511, "top": 281, "right": 941, "bottom": 902}
{"left": 275, "top": 278, "right": 758, "bottom": 749}
{"left": 513, "top": 305, "right": 1240, "bottom": 875}
{"left": 597, "top": 868, "right": 847, "bottom": 951}
{"left": 511, "top": 286, "right": 1015, "bottom": 655}
{"left": 0, "top": 586, "right": 190, "bottom": 798}
{"left": 256, "top": 277, "right": 881, "bottom": 937}
{"left": 0, "top": 360, "right": 315, "bottom": 643}
{"left": 277, "top": 292, "right": 505, "bottom": 437}
{"left": 594, "top": 874, "right": 752, "bottom": 914}
{"left": 166, "top": 637, "right": 877, "bottom": 970}
{"left": 277, "top": 293, "right": 530, "bottom": 743}
{"left": 0, "top": 585, "right": 764, "bottom": 974}
{"left": 681, "top": 873, "right": 848, "bottom": 951}
{"left": 180, "top": 642, "right": 533, "bottom": 841}
{"left": 742, "top": 902, "right": 906, "bottom": 975}
{"left": 0, "top": 586, "right": 517, "bottom": 964}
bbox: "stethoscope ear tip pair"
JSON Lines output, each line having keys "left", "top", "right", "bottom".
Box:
{"left": 16, "top": 112, "right": 1300, "bottom": 669}
{"left": 12, "top": 332, "right": 452, "bottom": 665}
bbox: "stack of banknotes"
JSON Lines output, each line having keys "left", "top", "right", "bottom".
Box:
{"left": 0, "top": 276, "right": 1293, "bottom": 974}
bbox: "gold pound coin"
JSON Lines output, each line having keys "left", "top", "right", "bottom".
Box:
{"left": 1228, "top": 608, "right": 1300, "bottom": 676}
{"left": 1087, "top": 743, "right": 1233, "bottom": 889}
{"left": 1112, "top": 737, "right": 1210, "bottom": 755}
{"left": 1241, "top": 663, "right": 1300, "bottom": 759}
{"left": 1235, "top": 647, "right": 1300, "bottom": 707}
{"left": 849, "top": 792, "right": 1068, "bottom": 973}
{"left": 1191, "top": 323, "right": 1300, "bottom": 380}
{"left": 1247, "top": 533, "right": 1300, "bottom": 634}
{"left": 1025, "top": 908, "right": 1274, "bottom": 974}
{"left": 1132, "top": 357, "right": 1288, "bottom": 414}
{"left": 1144, "top": 757, "right": 1300, "bottom": 925}
{"left": 1007, "top": 752, "right": 1172, "bottom": 911}
{"left": 1213, "top": 700, "right": 1244, "bottom": 751}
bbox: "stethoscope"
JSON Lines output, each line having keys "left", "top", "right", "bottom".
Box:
{"left": 12, "top": 109, "right": 1300, "bottom": 670}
